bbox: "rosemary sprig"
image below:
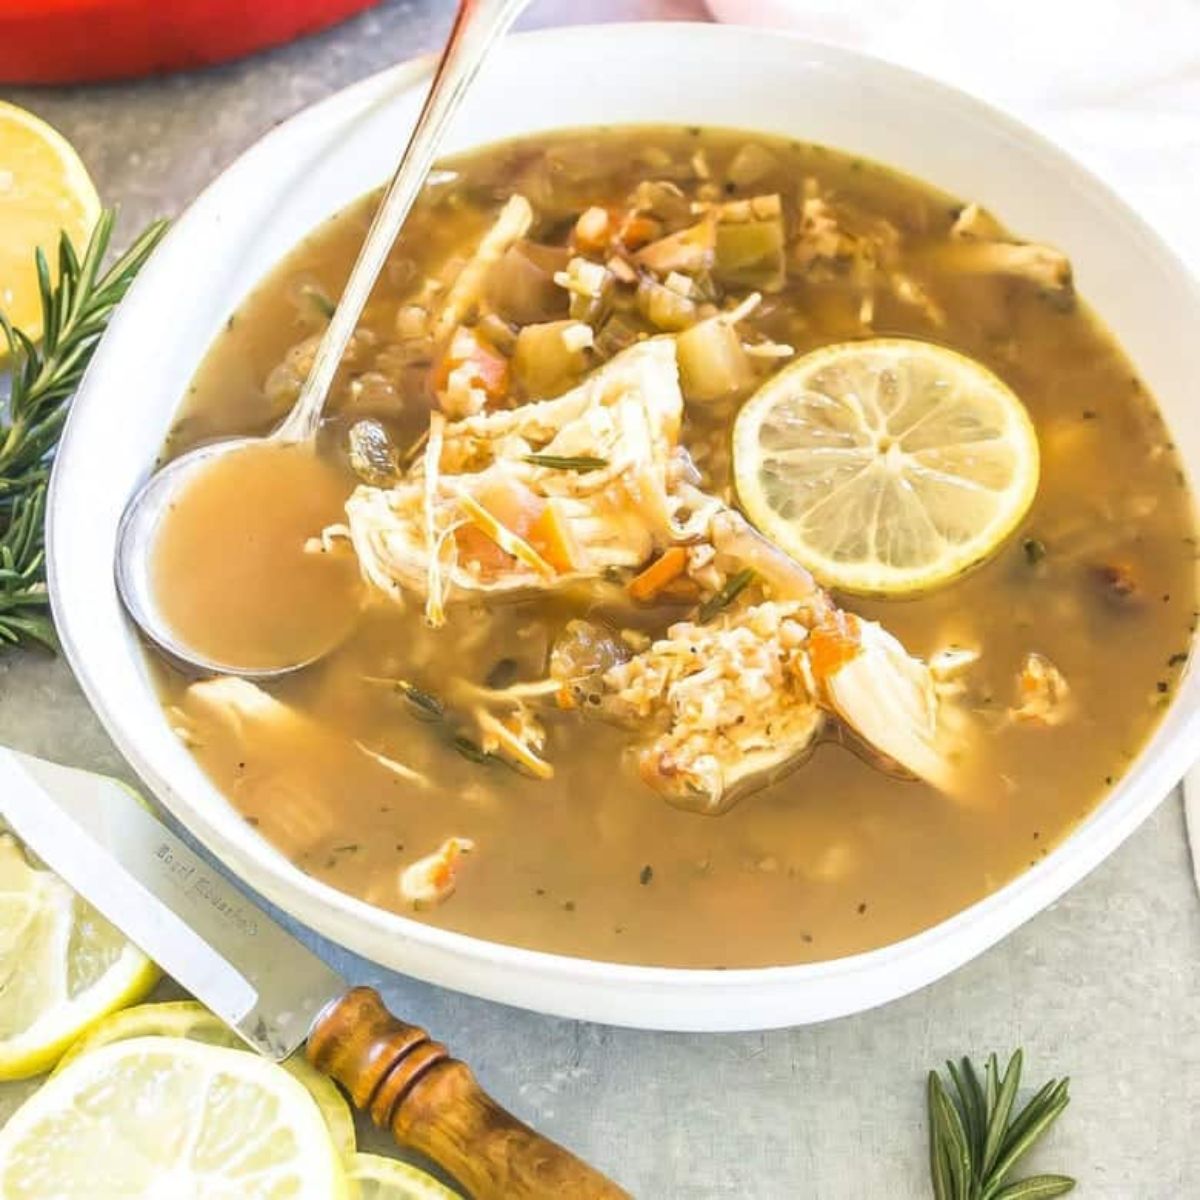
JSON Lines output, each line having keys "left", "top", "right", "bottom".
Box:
{"left": 928, "top": 1050, "right": 1074, "bottom": 1200}
{"left": 522, "top": 453, "right": 608, "bottom": 472}
{"left": 697, "top": 567, "right": 755, "bottom": 622}
{"left": 0, "top": 210, "right": 168, "bottom": 649}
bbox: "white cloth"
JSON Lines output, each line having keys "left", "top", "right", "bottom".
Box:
{"left": 706, "top": 0, "right": 1200, "bottom": 272}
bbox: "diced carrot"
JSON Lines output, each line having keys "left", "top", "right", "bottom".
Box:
{"left": 527, "top": 498, "right": 580, "bottom": 573}
{"left": 433, "top": 325, "right": 509, "bottom": 401}
{"left": 808, "top": 611, "right": 863, "bottom": 680}
{"left": 572, "top": 206, "right": 612, "bottom": 256}
{"left": 628, "top": 546, "right": 688, "bottom": 601}
{"left": 454, "top": 471, "right": 546, "bottom": 574}
{"left": 618, "top": 213, "right": 661, "bottom": 251}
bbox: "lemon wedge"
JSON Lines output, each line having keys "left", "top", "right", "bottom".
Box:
{"left": 0, "top": 101, "right": 101, "bottom": 342}
{"left": 0, "top": 1035, "right": 349, "bottom": 1198}
{"left": 54, "top": 1000, "right": 357, "bottom": 1162}
{"left": 732, "top": 338, "right": 1039, "bottom": 595}
{"left": 0, "top": 833, "right": 158, "bottom": 1081}
{"left": 349, "top": 1152, "right": 462, "bottom": 1199}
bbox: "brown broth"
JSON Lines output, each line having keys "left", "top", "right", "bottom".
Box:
{"left": 151, "top": 127, "right": 1197, "bottom": 968}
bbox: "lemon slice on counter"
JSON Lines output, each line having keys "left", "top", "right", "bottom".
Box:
{"left": 732, "top": 338, "right": 1039, "bottom": 595}
{"left": 0, "top": 101, "right": 101, "bottom": 343}
{"left": 349, "top": 1152, "right": 462, "bottom": 1199}
{"left": 0, "top": 833, "right": 158, "bottom": 1081}
{"left": 55, "top": 1000, "right": 356, "bottom": 1162}
{"left": 0, "top": 1035, "right": 349, "bottom": 1198}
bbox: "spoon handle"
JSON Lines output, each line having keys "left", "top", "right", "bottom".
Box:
{"left": 307, "top": 987, "right": 630, "bottom": 1198}
{"left": 276, "top": 0, "right": 529, "bottom": 444}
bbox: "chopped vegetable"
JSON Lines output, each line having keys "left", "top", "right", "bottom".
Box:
{"left": 677, "top": 315, "right": 754, "bottom": 401}
{"left": 628, "top": 546, "right": 688, "bottom": 601}
{"left": 637, "top": 277, "right": 697, "bottom": 331}
{"left": 433, "top": 325, "right": 509, "bottom": 417}
{"left": 726, "top": 143, "right": 778, "bottom": 189}
{"left": 714, "top": 218, "right": 786, "bottom": 291}
{"left": 572, "top": 206, "right": 611, "bottom": 255}
{"left": 485, "top": 239, "right": 569, "bottom": 325}
{"left": 513, "top": 319, "right": 593, "bottom": 397}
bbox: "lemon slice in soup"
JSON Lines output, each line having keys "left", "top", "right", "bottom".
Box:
{"left": 732, "top": 338, "right": 1040, "bottom": 595}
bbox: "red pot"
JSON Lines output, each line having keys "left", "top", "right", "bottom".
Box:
{"left": 0, "top": 0, "right": 382, "bottom": 84}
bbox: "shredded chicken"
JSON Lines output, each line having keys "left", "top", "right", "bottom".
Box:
{"left": 1009, "top": 652, "right": 1073, "bottom": 726}
{"left": 399, "top": 837, "right": 476, "bottom": 908}
{"left": 431, "top": 195, "right": 533, "bottom": 344}
{"left": 928, "top": 239, "right": 1073, "bottom": 294}
{"left": 332, "top": 338, "right": 708, "bottom": 614}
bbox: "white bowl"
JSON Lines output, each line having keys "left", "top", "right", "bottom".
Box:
{"left": 47, "top": 23, "right": 1200, "bottom": 1031}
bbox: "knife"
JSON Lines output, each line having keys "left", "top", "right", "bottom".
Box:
{"left": 0, "top": 747, "right": 626, "bottom": 1199}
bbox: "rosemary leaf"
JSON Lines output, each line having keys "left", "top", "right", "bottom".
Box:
{"left": 982, "top": 1050, "right": 1024, "bottom": 1179}
{"left": 928, "top": 1073, "right": 953, "bottom": 1200}
{"left": 0, "top": 210, "right": 167, "bottom": 652}
{"left": 946, "top": 1057, "right": 986, "bottom": 1168}
{"left": 984, "top": 1084, "right": 1071, "bottom": 1198}
{"left": 990, "top": 1176, "right": 1075, "bottom": 1200}
{"left": 931, "top": 1073, "right": 973, "bottom": 1198}
{"left": 522, "top": 453, "right": 609, "bottom": 472}
{"left": 698, "top": 568, "right": 755, "bottom": 622}
{"left": 394, "top": 679, "right": 445, "bottom": 722}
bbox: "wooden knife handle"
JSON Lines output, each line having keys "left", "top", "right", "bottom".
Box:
{"left": 307, "top": 987, "right": 629, "bottom": 1199}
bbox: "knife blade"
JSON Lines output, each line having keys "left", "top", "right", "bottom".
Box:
{"left": 0, "top": 746, "right": 627, "bottom": 1199}
{"left": 0, "top": 746, "right": 343, "bottom": 1060}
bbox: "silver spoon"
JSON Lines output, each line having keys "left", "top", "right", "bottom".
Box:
{"left": 115, "top": 0, "right": 529, "bottom": 678}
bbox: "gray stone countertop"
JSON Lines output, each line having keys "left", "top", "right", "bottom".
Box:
{"left": 2, "top": 2, "right": 1198, "bottom": 1195}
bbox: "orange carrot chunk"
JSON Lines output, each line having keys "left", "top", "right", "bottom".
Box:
{"left": 628, "top": 546, "right": 688, "bottom": 601}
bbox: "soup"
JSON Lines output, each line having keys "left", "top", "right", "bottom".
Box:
{"left": 151, "top": 127, "right": 1196, "bottom": 968}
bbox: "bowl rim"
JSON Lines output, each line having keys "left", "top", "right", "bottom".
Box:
{"left": 46, "top": 21, "right": 1200, "bottom": 1030}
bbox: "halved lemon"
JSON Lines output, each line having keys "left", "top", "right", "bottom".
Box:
{"left": 0, "top": 1035, "right": 349, "bottom": 1198}
{"left": 732, "top": 338, "right": 1039, "bottom": 595}
{"left": 0, "top": 101, "right": 101, "bottom": 342}
{"left": 55, "top": 1000, "right": 356, "bottom": 1162}
{"left": 0, "top": 833, "right": 158, "bottom": 1081}
{"left": 349, "top": 1152, "right": 462, "bottom": 1198}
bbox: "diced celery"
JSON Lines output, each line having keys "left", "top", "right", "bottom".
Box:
{"left": 677, "top": 317, "right": 754, "bottom": 402}
{"left": 636, "top": 279, "right": 697, "bottom": 332}
{"left": 513, "top": 320, "right": 591, "bottom": 397}
{"left": 714, "top": 219, "right": 786, "bottom": 291}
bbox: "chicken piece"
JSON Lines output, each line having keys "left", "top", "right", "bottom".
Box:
{"left": 182, "top": 676, "right": 295, "bottom": 740}
{"left": 399, "top": 837, "right": 475, "bottom": 908}
{"left": 430, "top": 194, "right": 533, "bottom": 344}
{"left": 335, "top": 339, "right": 704, "bottom": 620}
{"left": 600, "top": 601, "right": 824, "bottom": 814}
{"left": 926, "top": 237, "right": 1073, "bottom": 295}
{"left": 808, "top": 613, "right": 959, "bottom": 792}
{"left": 795, "top": 178, "right": 854, "bottom": 269}
{"left": 1009, "top": 651, "right": 1073, "bottom": 726}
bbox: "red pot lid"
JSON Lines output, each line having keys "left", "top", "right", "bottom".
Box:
{"left": 0, "top": 0, "right": 382, "bottom": 84}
